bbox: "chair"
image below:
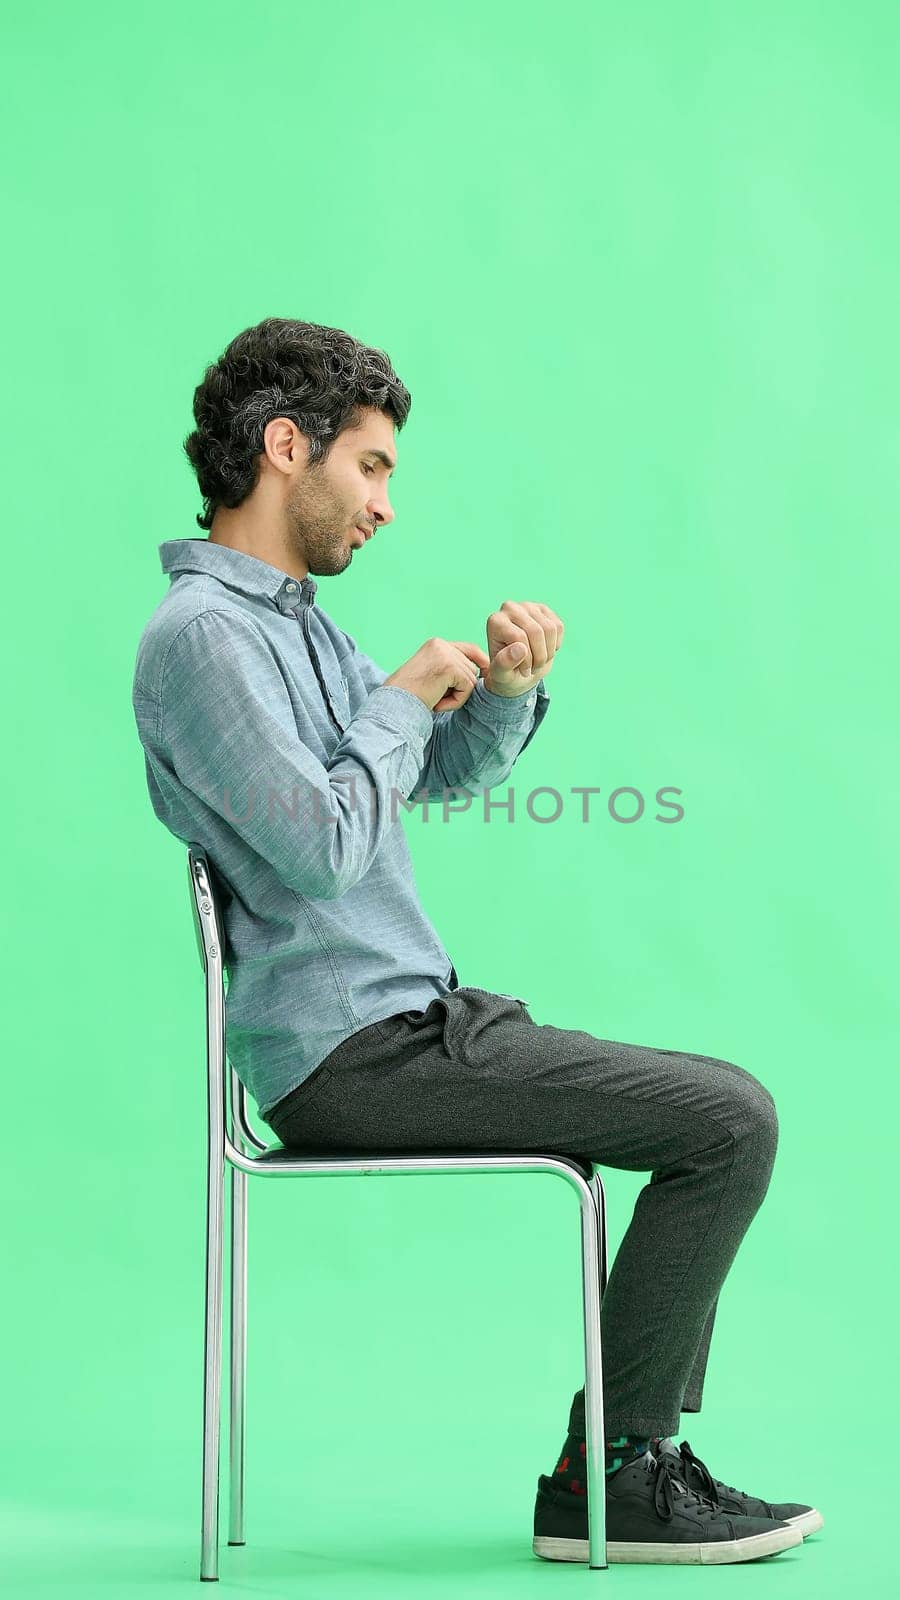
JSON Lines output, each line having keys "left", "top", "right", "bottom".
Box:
{"left": 187, "top": 841, "right": 611, "bottom": 1579}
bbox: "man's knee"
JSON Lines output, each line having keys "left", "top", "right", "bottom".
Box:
{"left": 723, "top": 1064, "right": 780, "bottom": 1170}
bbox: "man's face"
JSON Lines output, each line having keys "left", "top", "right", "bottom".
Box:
{"left": 284, "top": 407, "right": 398, "bottom": 578}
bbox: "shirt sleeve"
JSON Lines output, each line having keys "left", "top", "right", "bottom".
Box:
{"left": 156, "top": 609, "right": 435, "bottom": 900}
{"left": 336, "top": 625, "right": 550, "bottom": 800}
{"left": 412, "top": 677, "right": 550, "bottom": 799}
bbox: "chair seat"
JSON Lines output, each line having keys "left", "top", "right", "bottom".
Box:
{"left": 252, "top": 1142, "right": 595, "bottom": 1178}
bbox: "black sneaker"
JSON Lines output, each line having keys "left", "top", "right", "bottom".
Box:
{"left": 532, "top": 1448, "right": 805, "bottom": 1564}
{"left": 657, "top": 1436, "right": 825, "bottom": 1538}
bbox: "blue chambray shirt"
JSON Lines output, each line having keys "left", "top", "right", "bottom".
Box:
{"left": 131, "top": 539, "right": 550, "bottom": 1118}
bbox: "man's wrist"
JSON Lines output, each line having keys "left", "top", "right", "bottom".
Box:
{"left": 480, "top": 674, "right": 533, "bottom": 700}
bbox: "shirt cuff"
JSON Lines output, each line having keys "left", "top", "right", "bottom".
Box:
{"left": 363, "top": 682, "right": 435, "bottom": 741}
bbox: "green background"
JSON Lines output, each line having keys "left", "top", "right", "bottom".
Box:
{"left": 3, "top": 1, "right": 897, "bottom": 1593}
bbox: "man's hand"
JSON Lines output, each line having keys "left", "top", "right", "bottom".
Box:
{"left": 384, "top": 637, "right": 492, "bottom": 712}
{"left": 479, "top": 600, "right": 565, "bottom": 697}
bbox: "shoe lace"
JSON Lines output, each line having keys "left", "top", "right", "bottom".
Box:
{"left": 678, "top": 1438, "right": 749, "bottom": 1505}
{"left": 644, "top": 1450, "right": 719, "bottom": 1522}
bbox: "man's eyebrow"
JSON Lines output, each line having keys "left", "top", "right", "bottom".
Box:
{"left": 363, "top": 448, "right": 397, "bottom": 474}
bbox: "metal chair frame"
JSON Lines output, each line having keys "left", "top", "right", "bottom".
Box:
{"left": 187, "top": 842, "right": 610, "bottom": 1579}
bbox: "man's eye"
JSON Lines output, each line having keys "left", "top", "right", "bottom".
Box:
{"left": 362, "top": 462, "right": 374, "bottom": 475}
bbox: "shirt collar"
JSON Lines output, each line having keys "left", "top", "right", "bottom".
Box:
{"left": 159, "top": 538, "right": 318, "bottom": 612}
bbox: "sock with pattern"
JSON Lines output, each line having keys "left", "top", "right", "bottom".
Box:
{"left": 551, "top": 1429, "right": 654, "bottom": 1494}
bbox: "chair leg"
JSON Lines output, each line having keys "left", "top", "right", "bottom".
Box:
{"left": 201, "top": 1139, "right": 226, "bottom": 1580}
{"left": 579, "top": 1175, "right": 609, "bottom": 1570}
{"left": 589, "top": 1170, "right": 609, "bottom": 1301}
{"left": 228, "top": 1164, "right": 248, "bottom": 1545}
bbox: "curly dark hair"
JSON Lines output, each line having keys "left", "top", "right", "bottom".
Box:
{"left": 183, "top": 317, "right": 412, "bottom": 531}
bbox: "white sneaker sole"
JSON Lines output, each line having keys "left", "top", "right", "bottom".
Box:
{"left": 533, "top": 1521, "right": 804, "bottom": 1564}
{"left": 787, "top": 1507, "right": 825, "bottom": 1537}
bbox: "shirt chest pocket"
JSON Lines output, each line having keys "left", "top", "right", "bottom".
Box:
{"left": 336, "top": 672, "right": 352, "bottom": 721}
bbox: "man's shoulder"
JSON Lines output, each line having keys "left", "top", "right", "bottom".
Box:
{"left": 132, "top": 583, "right": 266, "bottom": 697}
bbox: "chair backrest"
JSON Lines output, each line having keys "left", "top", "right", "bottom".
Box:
{"left": 186, "top": 842, "right": 268, "bottom": 1152}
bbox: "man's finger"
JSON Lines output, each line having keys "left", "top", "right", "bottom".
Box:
{"left": 509, "top": 604, "right": 554, "bottom": 670}
{"left": 488, "top": 605, "right": 549, "bottom": 672}
{"left": 454, "top": 640, "right": 492, "bottom": 671}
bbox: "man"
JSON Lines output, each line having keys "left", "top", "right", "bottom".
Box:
{"left": 132, "top": 316, "right": 823, "bottom": 1565}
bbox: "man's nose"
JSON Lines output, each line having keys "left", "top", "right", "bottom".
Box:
{"left": 371, "top": 498, "right": 395, "bottom": 529}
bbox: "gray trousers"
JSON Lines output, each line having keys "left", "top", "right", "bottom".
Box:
{"left": 264, "top": 987, "right": 780, "bottom": 1439}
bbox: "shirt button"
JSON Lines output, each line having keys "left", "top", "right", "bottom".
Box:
{"left": 285, "top": 582, "right": 297, "bottom": 592}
